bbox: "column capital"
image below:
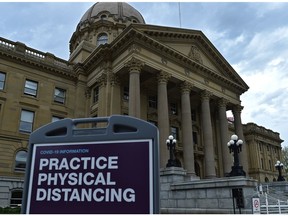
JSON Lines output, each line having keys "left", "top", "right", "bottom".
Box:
{"left": 125, "top": 57, "right": 144, "bottom": 73}
{"left": 97, "top": 72, "right": 107, "bottom": 86}
{"left": 232, "top": 104, "right": 244, "bottom": 114}
{"left": 85, "top": 87, "right": 91, "bottom": 99}
{"left": 157, "top": 70, "right": 171, "bottom": 84}
{"left": 110, "top": 73, "right": 120, "bottom": 86}
{"left": 180, "top": 81, "right": 193, "bottom": 94}
{"left": 200, "top": 90, "right": 213, "bottom": 101}
{"left": 218, "top": 98, "right": 229, "bottom": 108}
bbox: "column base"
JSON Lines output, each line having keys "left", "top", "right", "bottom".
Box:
{"left": 228, "top": 165, "right": 246, "bottom": 177}
{"left": 166, "top": 159, "right": 182, "bottom": 168}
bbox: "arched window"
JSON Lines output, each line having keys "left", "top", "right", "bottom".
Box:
{"left": 10, "top": 190, "right": 23, "bottom": 207}
{"left": 265, "top": 177, "right": 269, "bottom": 182}
{"left": 14, "top": 150, "right": 27, "bottom": 172}
{"left": 100, "top": 14, "right": 107, "bottom": 20}
{"left": 97, "top": 33, "right": 108, "bottom": 47}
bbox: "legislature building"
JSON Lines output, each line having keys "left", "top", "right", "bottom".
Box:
{"left": 0, "top": 2, "right": 284, "bottom": 208}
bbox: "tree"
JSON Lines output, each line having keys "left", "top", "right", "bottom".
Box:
{"left": 281, "top": 146, "right": 288, "bottom": 174}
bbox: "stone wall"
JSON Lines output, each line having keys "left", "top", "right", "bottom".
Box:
{"left": 0, "top": 177, "right": 24, "bottom": 207}
{"left": 160, "top": 167, "right": 258, "bottom": 214}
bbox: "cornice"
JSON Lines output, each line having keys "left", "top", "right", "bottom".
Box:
{"left": 82, "top": 25, "right": 249, "bottom": 94}
{"left": 133, "top": 24, "right": 249, "bottom": 91}
{"left": 243, "top": 123, "right": 283, "bottom": 143}
{"left": 0, "top": 38, "right": 76, "bottom": 81}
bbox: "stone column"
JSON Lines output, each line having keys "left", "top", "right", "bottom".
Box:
{"left": 232, "top": 105, "right": 249, "bottom": 176}
{"left": 218, "top": 98, "right": 232, "bottom": 176}
{"left": 110, "top": 74, "right": 121, "bottom": 115}
{"left": 97, "top": 73, "right": 107, "bottom": 117}
{"left": 125, "top": 58, "right": 143, "bottom": 118}
{"left": 157, "top": 71, "right": 171, "bottom": 168}
{"left": 180, "top": 81, "right": 196, "bottom": 176}
{"left": 200, "top": 90, "right": 216, "bottom": 178}
{"left": 74, "top": 63, "right": 87, "bottom": 118}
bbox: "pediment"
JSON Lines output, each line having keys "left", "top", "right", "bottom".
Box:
{"left": 83, "top": 24, "right": 249, "bottom": 94}
{"left": 129, "top": 24, "right": 249, "bottom": 93}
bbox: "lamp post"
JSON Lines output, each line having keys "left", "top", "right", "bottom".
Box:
{"left": 275, "top": 160, "right": 285, "bottom": 181}
{"left": 227, "top": 134, "right": 246, "bottom": 177}
{"left": 166, "top": 135, "right": 177, "bottom": 167}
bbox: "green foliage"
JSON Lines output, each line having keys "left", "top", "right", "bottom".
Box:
{"left": 0, "top": 207, "right": 21, "bottom": 214}
{"left": 282, "top": 146, "right": 288, "bottom": 174}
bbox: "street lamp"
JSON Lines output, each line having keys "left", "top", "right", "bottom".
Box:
{"left": 227, "top": 134, "right": 246, "bottom": 177}
{"left": 275, "top": 160, "right": 285, "bottom": 181}
{"left": 166, "top": 135, "right": 177, "bottom": 167}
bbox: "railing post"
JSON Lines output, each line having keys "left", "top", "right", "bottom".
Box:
{"left": 265, "top": 193, "right": 269, "bottom": 214}
{"left": 278, "top": 199, "right": 281, "bottom": 214}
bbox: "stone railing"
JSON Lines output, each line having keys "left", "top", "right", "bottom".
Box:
{"left": 243, "top": 123, "right": 281, "bottom": 141}
{"left": 0, "top": 37, "right": 71, "bottom": 69}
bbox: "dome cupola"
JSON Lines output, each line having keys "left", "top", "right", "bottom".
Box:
{"left": 69, "top": 2, "right": 145, "bottom": 62}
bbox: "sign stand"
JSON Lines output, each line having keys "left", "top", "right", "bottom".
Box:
{"left": 21, "top": 115, "right": 159, "bottom": 214}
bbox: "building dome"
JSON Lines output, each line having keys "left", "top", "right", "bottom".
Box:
{"left": 78, "top": 2, "right": 145, "bottom": 28}
{"left": 69, "top": 2, "right": 145, "bottom": 60}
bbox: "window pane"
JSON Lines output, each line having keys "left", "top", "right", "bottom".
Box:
{"left": 0, "top": 72, "right": 6, "bottom": 90}
{"left": 123, "top": 86, "right": 129, "bottom": 100}
{"left": 15, "top": 151, "right": 27, "bottom": 171}
{"left": 54, "top": 88, "right": 66, "bottom": 104}
{"left": 10, "top": 190, "right": 23, "bottom": 207}
{"left": 93, "top": 86, "right": 99, "bottom": 103}
{"left": 21, "top": 110, "right": 34, "bottom": 122}
{"left": 52, "top": 116, "right": 62, "bottom": 122}
{"left": 20, "top": 110, "right": 34, "bottom": 133}
{"left": 97, "top": 33, "right": 108, "bottom": 46}
{"left": 24, "top": 80, "right": 38, "bottom": 96}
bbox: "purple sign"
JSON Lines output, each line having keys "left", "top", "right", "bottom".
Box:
{"left": 26, "top": 140, "right": 153, "bottom": 214}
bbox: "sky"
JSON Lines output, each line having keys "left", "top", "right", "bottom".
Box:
{"left": 0, "top": 1, "right": 287, "bottom": 147}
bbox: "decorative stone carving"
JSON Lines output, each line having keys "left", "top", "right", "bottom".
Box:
{"left": 110, "top": 73, "right": 120, "bottom": 86}
{"left": 128, "top": 44, "right": 141, "bottom": 54}
{"left": 157, "top": 70, "right": 171, "bottom": 84}
{"left": 161, "top": 58, "right": 168, "bottom": 65}
{"left": 97, "top": 72, "right": 107, "bottom": 86}
{"left": 188, "top": 45, "right": 203, "bottom": 64}
{"left": 200, "top": 90, "right": 213, "bottom": 101}
{"left": 85, "top": 87, "right": 91, "bottom": 98}
{"left": 185, "top": 69, "right": 192, "bottom": 76}
{"left": 217, "top": 98, "right": 229, "bottom": 108}
{"left": 232, "top": 104, "right": 244, "bottom": 115}
{"left": 124, "top": 57, "right": 144, "bottom": 73}
{"left": 180, "top": 81, "right": 193, "bottom": 94}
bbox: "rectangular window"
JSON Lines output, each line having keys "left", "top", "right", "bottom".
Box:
{"left": 54, "top": 87, "right": 66, "bottom": 104}
{"left": 261, "top": 158, "right": 264, "bottom": 169}
{"left": 123, "top": 86, "right": 129, "bottom": 100}
{"left": 193, "top": 131, "right": 198, "bottom": 145}
{"left": 171, "top": 127, "right": 179, "bottom": 141}
{"left": 93, "top": 86, "right": 99, "bottom": 103}
{"left": 191, "top": 109, "right": 196, "bottom": 121}
{"left": 24, "top": 79, "right": 38, "bottom": 97}
{"left": 148, "top": 95, "right": 157, "bottom": 109}
{"left": 170, "top": 103, "right": 177, "bottom": 115}
{"left": 19, "top": 110, "right": 34, "bottom": 133}
{"left": 269, "top": 160, "right": 272, "bottom": 170}
{"left": 0, "top": 72, "right": 6, "bottom": 90}
{"left": 10, "top": 190, "right": 23, "bottom": 207}
{"left": 52, "top": 116, "right": 62, "bottom": 122}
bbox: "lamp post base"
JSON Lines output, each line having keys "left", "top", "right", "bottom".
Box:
{"left": 166, "top": 159, "right": 181, "bottom": 168}
{"left": 277, "top": 176, "right": 285, "bottom": 181}
{"left": 228, "top": 165, "right": 246, "bottom": 177}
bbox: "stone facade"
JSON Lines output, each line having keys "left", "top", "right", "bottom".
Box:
{"left": 0, "top": 2, "right": 284, "bottom": 210}
{"left": 160, "top": 167, "right": 258, "bottom": 214}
